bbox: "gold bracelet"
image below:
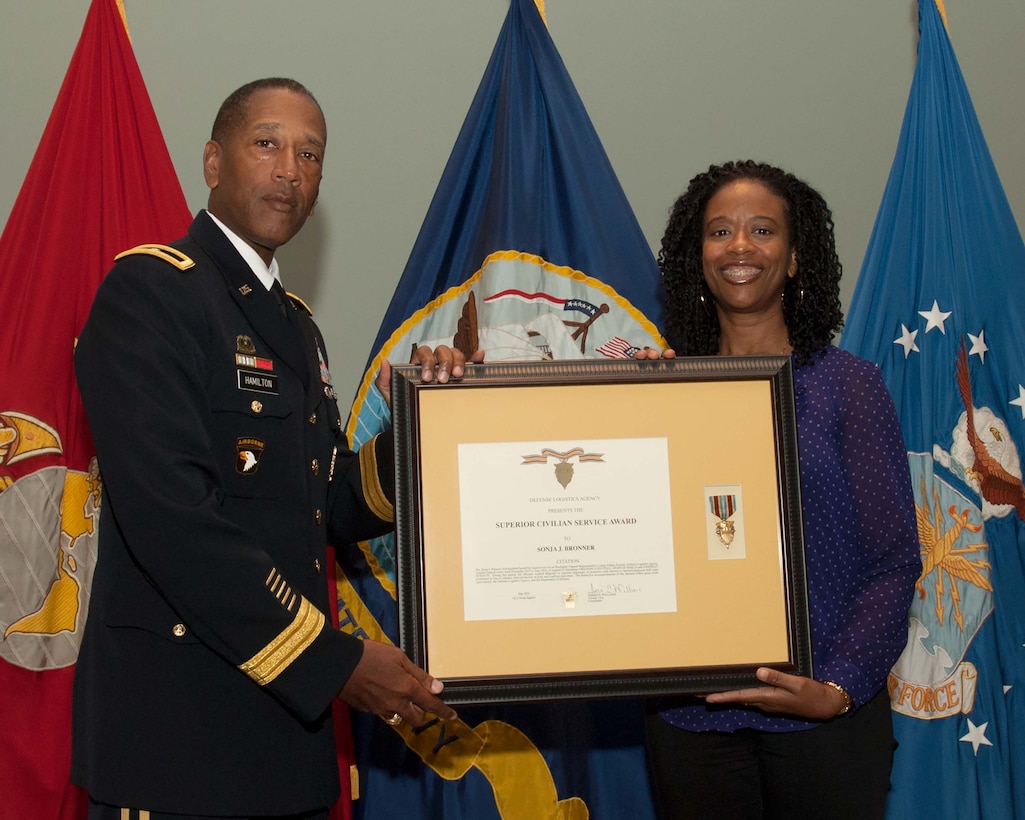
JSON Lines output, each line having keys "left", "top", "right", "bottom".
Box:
{"left": 822, "top": 681, "right": 853, "bottom": 716}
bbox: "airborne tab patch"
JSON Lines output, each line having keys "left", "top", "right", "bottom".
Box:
{"left": 236, "top": 437, "right": 265, "bottom": 474}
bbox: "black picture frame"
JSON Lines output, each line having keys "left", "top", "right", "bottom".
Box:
{"left": 391, "top": 356, "right": 811, "bottom": 705}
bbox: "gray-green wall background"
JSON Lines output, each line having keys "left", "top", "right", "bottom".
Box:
{"left": 2, "top": 1, "right": 1023, "bottom": 402}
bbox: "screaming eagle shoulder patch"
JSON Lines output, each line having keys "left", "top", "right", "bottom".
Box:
{"left": 236, "top": 437, "right": 265, "bottom": 474}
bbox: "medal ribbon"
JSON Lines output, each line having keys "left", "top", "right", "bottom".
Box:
{"left": 710, "top": 495, "right": 736, "bottom": 521}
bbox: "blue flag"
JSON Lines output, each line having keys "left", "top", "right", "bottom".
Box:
{"left": 338, "top": 1, "right": 663, "bottom": 818}
{"left": 841, "top": 2, "right": 1025, "bottom": 817}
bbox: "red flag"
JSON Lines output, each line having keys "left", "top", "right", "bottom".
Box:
{"left": 0, "top": 1, "right": 191, "bottom": 816}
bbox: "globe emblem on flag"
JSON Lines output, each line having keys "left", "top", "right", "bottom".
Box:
{"left": 0, "top": 412, "right": 100, "bottom": 670}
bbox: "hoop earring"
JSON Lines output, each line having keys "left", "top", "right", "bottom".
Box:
{"left": 783, "top": 286, "right": 806, "bottom": 311}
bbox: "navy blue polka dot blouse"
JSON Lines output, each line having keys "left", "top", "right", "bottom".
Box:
{"left": 659, "top": 346, "right": 921, "bottom": 732}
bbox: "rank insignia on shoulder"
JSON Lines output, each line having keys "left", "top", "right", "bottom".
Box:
{"left": 286, "top": 292, "right": 313, "bottom": 316}
{"left": 236, "top": 335, "right": 257, "bottom": 354}
{"left": 236, "top": 437, "right": 265, "bottom": 474}
{"left": 114, "top": 244, "right": 195, "bottom": 271}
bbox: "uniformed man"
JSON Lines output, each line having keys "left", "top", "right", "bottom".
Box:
{"left": 72, "top": 77, "right": 465, "bottom": 820}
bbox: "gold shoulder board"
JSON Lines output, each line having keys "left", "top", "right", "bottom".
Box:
{"left": 286, "top": 292, "right": 313, "bottom": 316}
{"left": 114, "top": 244, "right": 195, "bottom": 271}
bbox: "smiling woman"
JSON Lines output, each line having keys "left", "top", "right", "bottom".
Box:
{"left": 700, "top": 179, "right": 798, "bottom": 354}
{"left": 659, "top": 161, "right": 846, "bottom": 368}
{"left": 646, "top": 160, "right": 921, "bottom": 820}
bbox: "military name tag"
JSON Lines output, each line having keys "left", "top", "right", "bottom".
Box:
{"left": 237, "top": 369, "right": 279, "bottom": 395}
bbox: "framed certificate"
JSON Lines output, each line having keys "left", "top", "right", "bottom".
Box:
{"left": 391, "top": 356, "right": 811, "bottom": 705}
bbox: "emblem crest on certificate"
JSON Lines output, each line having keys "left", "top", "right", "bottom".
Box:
{"left": 521, "top": 446, "right": 605, "bottom": 489}
{"left": 704, "top": 484, "right": 746, "bottom": 560}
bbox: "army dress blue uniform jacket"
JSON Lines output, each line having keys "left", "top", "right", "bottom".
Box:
{"left": 71, "top": 211, "right": 395, "bottom": 816}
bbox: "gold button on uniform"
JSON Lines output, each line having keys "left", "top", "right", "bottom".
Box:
{"left": 315, "top": 509, "right": 322, "bottom": 525}
{"left": 309, "top": 412, "right": 317, "bottom": 424}
{"left": 251, "top": 400, "right": 263, "bottom": 413}
{"left": 314, "top": 558, "right": 322, "bottom": 573}
{"left": 311, "top": 458, "right": 319, "bottom": 475}
{"left": 172, "top": 623, "right": 187, "bottom": 637}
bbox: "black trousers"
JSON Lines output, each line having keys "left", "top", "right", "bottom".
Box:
{"left": 645, "top": 689, "right": 896, "bottom": 820}
{"left": 88, "top": 798, "right": 329, "bottom": 820}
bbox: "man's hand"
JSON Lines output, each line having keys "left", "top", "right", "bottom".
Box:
{"left": 703, "top": 667, "right": 849, "bottom": 720}
{"left": 375, "top": 345, "right": 485, "bottom": 407}
{"left": 411, "top": 344, "right": 485, "bottom": 383}
{"left": 339, "top": 639, "right": 457, "bottom": 726}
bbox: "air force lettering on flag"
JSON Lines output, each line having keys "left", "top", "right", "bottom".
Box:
{"left": 841, "top": 2, "right": 1025, "bottom": 817}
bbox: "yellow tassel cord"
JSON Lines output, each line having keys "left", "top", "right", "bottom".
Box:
{"left": 334, "top": 570, "right": 587, "bottom": 818}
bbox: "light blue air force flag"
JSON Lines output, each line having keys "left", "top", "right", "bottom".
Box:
{"left": 841, "top": 2, "right": 1025, "bottom": 817}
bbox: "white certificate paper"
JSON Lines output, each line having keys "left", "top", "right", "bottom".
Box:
{"left": 457, "top": 437, "right": 676, "bottom": 621}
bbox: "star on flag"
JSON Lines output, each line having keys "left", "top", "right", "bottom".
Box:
{"left": 894, "top": 323, "right": 920, "bottom": 358}
{"left": 959, "top": 719, "right": 993, "bottom": 756}
{"left": 919, "top": 299, "right": 953, "bottom": 333}
{"left": 1009, "top": 385, "right": 1025, "bottom": 420}
{"left": 967, "top": 330, "right": 988, "bottom": 362}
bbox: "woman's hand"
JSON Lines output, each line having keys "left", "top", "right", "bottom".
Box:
{"left": 633, "top": 347, "right": 677, "bottom": 360}
{"left": 704, "top": 667, "right": 850, "bottom": 721}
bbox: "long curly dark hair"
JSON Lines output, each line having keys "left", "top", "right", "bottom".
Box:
{"left": 659, "top": 160, "right": 844, "bottom": 366}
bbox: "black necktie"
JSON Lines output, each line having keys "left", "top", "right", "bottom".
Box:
{"left": 270, "top": 279, "right": 288, "bottom": 316}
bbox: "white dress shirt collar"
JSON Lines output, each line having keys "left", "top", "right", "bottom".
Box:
{"left": 205, "top": 210, "right": 281, "bottom": 292}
